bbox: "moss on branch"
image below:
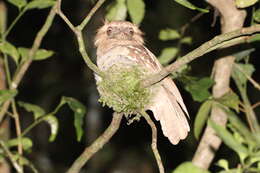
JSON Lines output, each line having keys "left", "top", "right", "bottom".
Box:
{"left": 97, "top": 65, "right": 152, "bottom": 114}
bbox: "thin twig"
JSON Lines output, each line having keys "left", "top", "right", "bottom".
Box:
{"left": 66, "top": 113, "right": 123, "bottom": 173}
{"left": 0, "top": 141, "right": 23, "bottom": 173}
{"left": 11, "top": 102, "right": 23, "bottom": 153}
{"left": 56, "top": 0, "right": 104, "bottom": 77}
{"left": 252, "top": 102, "right": 260, "bottom": 109}
{"left": 140, "top": 111, "right": 165, "bottom": 173}
{"left": 75, "top": 30, "right": 104, "bottom": 76}
{"left": 77, "top": 0, "right": 106, "bottom": 30}
{"left": 143, "top": 25, "right": 260, "bottom": 87}
{"left": 180, "top": 6, "right": 210, "bottom": 35}
{"left": 0, "top": 3, "right": 58, "bottom": 123}
{"left": 3, "top": 9, "right": 26, "bottom": 38}
{"left": 56, "top": 0, "right": 75, "bottom": 31}
{"left": 11, "top": 101, "right": 24, "bottom": 173}
{"left": 234, "top": 64, "right": 260, "bottom": 91}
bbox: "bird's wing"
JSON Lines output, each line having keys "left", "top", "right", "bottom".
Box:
{"left": 142, "top": 46, "right": 190, "bottom": 145}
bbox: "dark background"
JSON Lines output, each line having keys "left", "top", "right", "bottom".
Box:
{"left": 4, "top": 0, "right": 260, "bottom": 172}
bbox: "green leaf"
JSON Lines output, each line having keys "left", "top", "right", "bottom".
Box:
{"left": 233, "top": 48, "right": 255, "bottom": 61}
{"left": 249, "top": 155, "right": 260, "bottom": 166}
{"left": 172, "top": 162, "right": 210, "bottom": 173}
{"left": 159, "top": 29, "right": 180, "bottom": 41}
{"left": 25, "top": 0, "right": 56, "bottom": 10}
{"left": 223, "top": 108, "right": 258, "bottom": 146}
{"left": 7, "top": 137, "right": 33, "bottom": 151}
{"left": 184, "top": 77, "right": 214, "bottom": 102}
{"left": 174, "top": 0, "right": 209, "bottom": 13}
{"left": 254, "top": 9, "right": 260, "bottom": 22}
{"left": 0, "top": 42, "right": 20, "bottom": 64}
{"left": 249, "top": 34, "right": 260, "bottom": 42}
{"left": 126, "top": 0, "right": 145, "bottom": 25}
{"left": 43, "top": 114, "right": 59, "bottom": 142}
{"left": 62, "top": 97, "right": 86, "bottom": 141}
{"left": 235, "top": 0, "right": 258, "bottom": 8}
{"left": 194, "top": 100, "right": 213, "bottom": 139}
{"left": 18, "top": 101, "right": 45, "bottom": 119}
{"left": 216, "top": 91, "right": 240, "bottom": 112}
{"left": 34, "top": 49, "right": 54, "bottom": 61}
{"left": 158, "top": 47, "right": 178, "bottom": 65}
{"left": 180, "top": 37, "right": 192, "bottom": 45}
{"left": 18, "top": 47, "right": 29, "bottom": 62}
{"left": 208, "top": 119, "right": 248, "bottom": 156}
{"left": 216, "top": 159, "right": 229, "bottom": 170}
{"left": 18, "top": 48, "right": 54, "bottom": 61}
{"left": 7, "top": 0, "right": 27, "bottom": 9}
{"left": 12, "top": 155, "right": 38, "bottom": 172}
{"left": 232, "top": 63, "right": 255, "bottom": 86}
{"left": 106, "top": 0, "right": 127, "bottom": 21}
{"left": 0, "top": 90, "right": 17, "bottom": 105}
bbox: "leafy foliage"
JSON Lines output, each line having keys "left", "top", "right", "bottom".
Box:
{"left": 7, "top": 0, "right": 27, "bottom": 9}
{"left": 58, "top": 97, "right": 87, "bottom": 141}
{"left": 158, "top": 47, "right": 179, "bottom": 65}
{"left": 215, "top": 91, "right": 240, "bottom": 113}
{"left": 254, "top": 9, "right": 260, "bottom": 23}
{"left": 0, "top": 89, "right": 17, "bottom": 105}
{"left": 232, "top": 63, "right": 255, "bottom": 86}
{"left": 235, "top": 0, "right": 258, "bottom": 8}
{"left": 159, "top": 29, "right": 181, "bottom": 41}
{"left": 25, "top": 0, "right": 56, "bottom": 10}
{"left": 106, "top": 0, "right": 145, "bottom": 25}
{"left": 172, "top": 162, "right": 210, "bottom": 173}
{"left": 194, "top": 100, "right": 213, "bottom": 139}
{"left": 209, "top": 108, "right": 260, "bottom": 173}
{"left": 184, "top": 77, "right": 214, "bottom": 102}
{"left": 18, "top": 101, "right": 45, "bottom": 119}
{"left": 106, "top": 0, "right": 127, "bottom": 21}
{"left": 173, "top": 0, "right": 209, "bottom": 13}
{"left": 6, "top": 137, "right": 33, "bottom": 151}
{"left": 0, "top": 41, "right": 19, "bottom": 64}
{"left": 126, "top": 0, "right": 145, "bottom": 25}
{"left": 209, "top": 119, "right": 248, "bottom": 156}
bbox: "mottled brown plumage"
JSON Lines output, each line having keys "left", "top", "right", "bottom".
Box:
{"left": 95, "top": 21, "right": 189, "bottom": 145}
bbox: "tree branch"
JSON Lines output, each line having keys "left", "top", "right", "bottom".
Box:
{"left": 66, "top": 112, "right": 123, "bottom": 173}
{"left": 77, "top": 0, "right": 106, "bottom": 30}
{"left": 56, "top": 0, "right": 104, "bottom": 77}
{"left": 141, "top": 111, "right": 165, "bottom": 173}
{"left": 143, "top": 24, "right": 260, "bottom": 87}
{"left": 192, "top": 0, "right": 246, "bottom": 169}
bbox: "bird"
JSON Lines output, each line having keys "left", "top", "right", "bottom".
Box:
{"left": 94, "top": 20, "right": 190, "bottom": 145}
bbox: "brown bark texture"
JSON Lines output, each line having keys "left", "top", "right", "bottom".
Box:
{"left": 192, "top": 0, "right": 246, "bottom": 169}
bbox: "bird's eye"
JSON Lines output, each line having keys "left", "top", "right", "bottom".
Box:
{"left": 128, "top": 28, "right": 134, "bottom": 35}
{"left": 107, "top": 27, "right": 113, "bottom": 36}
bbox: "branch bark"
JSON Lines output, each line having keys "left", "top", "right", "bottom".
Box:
{"left": 0, "top": 2, "right": 10, "bottom": 172}
{"left": 143, "top": 24, "right": 259, "bottom": 87}
{"left": 66, "top": 113, "right": 123, "bottom": 173}
{"left": 141, "top": 111, "right": 164, "bottom": 173}
{"left": 192, "top": 0, "right": 246, "bottom": 169}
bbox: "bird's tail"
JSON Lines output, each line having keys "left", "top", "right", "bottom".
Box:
{"left": 148, "top": 77, "right": 190, "bottom": 145}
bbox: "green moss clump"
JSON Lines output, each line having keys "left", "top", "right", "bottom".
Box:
{"left": 97, "top": 65, "right": 151, "bottom": 115}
